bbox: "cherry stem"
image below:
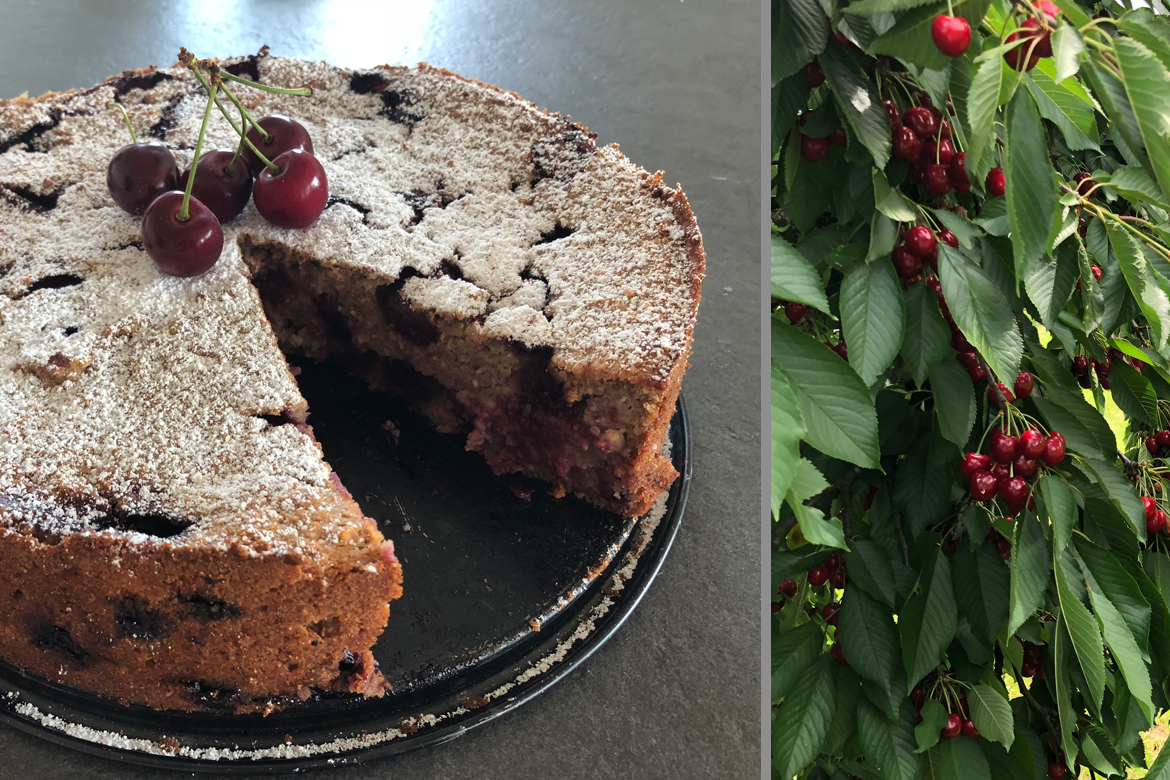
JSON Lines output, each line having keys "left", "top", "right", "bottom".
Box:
{"left": 213, "top": 98, "right": 281, "bottom": 173}
{"left": 220, "top": 71, "right": 312, "bottom": 96}
{"left": 218, "top": 82, "right": 271, "bottom": 141}
{"left": 228, "top": 104, "right": 247, "bottom": 174}
{"left": 180, "top": 82, "right": 218, "bottom": 222}
{"left": 107, "top": 101, "right": 138, "bottom": 144}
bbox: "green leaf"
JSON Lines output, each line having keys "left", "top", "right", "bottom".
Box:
{"left": 869, "top": 211, "right": 898, "bottom": 263}
{"left": 1038, "top": 475, "right": 1076, "bottom": 554}
{"left": 1115, "top": 37, "right": 1170, "bottom": 208}
{"left": 1010, "top": 718, "right": 1048, "bottom": 779}
{"left": 1077, "top": 457, "right": 1145, "bottom": 540}
{"left": 772, "top": 0, "right": 826, "bottom": 86}
{"left": 937, "top": 735, "right": 992, "bottom": 780}
{"left": 952, "top": 543, "right": 1010, "bottom": 645}
{"left": 858, "top": 698, "right": 919, "bottom": 780}
{"left": 1087, "top": 581, "right": 1155, "bottom": 722}
{"left": 1080, "top": 724, "right": 1122, "bottom": 777}
{"left": 1117, "top": 9, "right": 1170, "bottom": 72}
{"left": 873, "top": 168, "right": 920, "bottom": 222}
{"left": 1007, "top": 512, "right": 1050, "bottom": 637}
{"left": 894, "top": 426, "right": 953, "bottom": 533}
{"left": 966, "top": 55, "right": 1004, "bottom": 180}
{"left": 1025, "top": 71, "right": 1098, "bottom": 152}
{"left": 771, "top": 623, "right": 824, "bottom": 701}
{"left": 900, "top": 548, "right": 958, "bottom": 691}
{"left": 932, "top": 209, "right": 984, "bottom": 251}
{"left": 1075, "top": 539, "right": 1151, "bottom": 649}
{"left": 840, "top": 588, "right": 900, "bottom": 699}
{"left": 772, "top": 655, "right": 837, "bottom": 777}
{"left": 915, "top": 699, "right": 949, "bottom": 753}
{"left": 1051, "top": 23, "right": 1084, "bottom": 83}
{"left": 1031, "top": 387, "right": 1116, "bottom": 462}
{"left": 938, "top": 244, "right": 1024, "bottom": 382}
{"left": 973, "top": 196, "right": 1010, "bottom": 236}
{"left": 1004, "top": 88, "right": 1060, "bottom": 278}
{"left": 840, "top": 257, "right": 906, "bottom": 385}
{"left": 968, "top": 684, "right": 1014, "bottom": 751}
{"left": 821, "top": 44, "right": 892, "bottom": 168}
{"left": 1054, "top": 547, "right": 1106, "bottom": 712}
{"left": 901, "top": 283, "right": 952, "bottom": 387}
{"left": 1111, "top": 359, "right": 1159, "bottom": 428}
{"left": 929, "top": 359, "right": 975, "bottom": 448}
{"left": 772, "top": 321, "right": 881, "bottom": 469}
{"left": 846, "top": 539, "right": 900, "bottom": 609}
{"left": 845, "top": 0, "right": 938, "bottom": 14}
{"left": 1075, "top": 240, "right": 1105, "bottom": 334}
{"left": 771, "top": 234, "right": 831, "bottom": 311}
{"left": 771, "top": 367, "right": 806, "bottom": 518}
{"left": 1023, "top": 241, "right": 1079, "bottom": 331}
{"left": 1105, "top": 165, "right": 1170, "bottom": 211}
{"left": 868, "top": 0, "right": 991, "bottom": 71}
{"left": 1052, "top": 615, "right": 1079, "bottom": 768}
{"left": 1082, "top": 58, "right": 1150, "bottom": 173}
{"left": 787, "top": 460, "right": 848, "bottom": 550}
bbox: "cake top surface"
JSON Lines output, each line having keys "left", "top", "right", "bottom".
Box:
{"left": 0, "top": 54, "right": 704, "bottom": 556}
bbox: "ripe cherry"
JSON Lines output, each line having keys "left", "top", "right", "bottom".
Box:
{"left": 993, "top": 462, "right": 1011, "bottom": 481}
{"left": 988, "top": 382, "right": 1015, "bottom": 407}
{"left": 1040, "top": 432, "right": 1066, "bottom": 466}
{"left": 831, "top": 642, "right": 849, "bottom": 667}
{"left": 905, "top": 226, "right": 938, "bottom": 258}
{"left": 1149, "top": 438, "right": 1161, "bottom": 456}
{"left": 1019, "top": 429, "right": 1046, "bottom": 459}
{"left": 892, "top": 126, "right": 924, "bottom": 160}
{"left": 1013, "top": 454, "right": 1039, "bottom": 479}
{"left": 833, "top": 341, "right": 849, "bottom": 361}
{"left": 970, "top": 470, "right": 999, "bottom": 501}
{"left": 242, "top": 115, "right": 315, "bottom": 175}
{"left": 779, "top": 580, "right": 798, "bottom": 598}
{"left": 905, "top": 106, "right": 938, "bottom": 138}
{"left": 989, "top": 428, "right": 1020, "bottom": 462}
{"left": 938, "top": 231, "right": 959, "bottom": 250}
{"left": 825, "top": 554, "right": 840, "bottom": 572}
{"left": 1047, "top": 762, "right": 1067, "bottom": 779}
{"left": 1091, "top": 264, "right": 1102, "bottom": 283}
{"left": 923, "top": 139, "right": 956, "bottom": 166}
{"left": 822, "top": 603, "right": 840, "bottom": 626}
{"left": 961, "top": 719, "right": 980, "bottom": 738}
{"left": 1000, "top": 476, "right": 1030, "bottom": 506}
{"left": 947, "top": 154, "right": 971, "bottom": 194}
{"left": 995, "top": 536, "right": 1012, "bottom": 559}
{"left": 932, "top": 15, "right": 972, "bottom": 57}
{"left": 951, "top": 329, "right": 972, "bottom": 352}
{"left": 808, "top": 567, "right": 829, "bottom": 587}
{"left": 1143, "top": 496, "right": 1157, "bottom": 522}
{"left": 1004, "top": 30, "right": 1041, "bottom": 71}
{"left": 785, "top": 301, "right": 808, "bottom": 322}
{"left": 1148, "top": 510, "right": 1166, "bottom": 535}
{"left": 924, "top": 163, "right": 952, "bottom": 196}
{"left": 1021, "top": 17, "right": 1054, "bottom": 58}
{"left": 832, "top": 569, "right": 846, "bottom": 588}
{"left": 1158, "top": 510, "right": 1168, "bottom": 532}
{"left": 828, "top": 127, "right": 848, "bottom": 148}
{"left": 107, "top": 142, "right": 180, "bottom": 215}
{"left": 1014, "top": 371, "right": 1034, "bottom": 399}
{"left": 986, "top": 167, "right": 1006, "bottom": 197}
{"left": 1071, "top": 354, "right": 1089, "bottom": 377}
{"left": 1074, "top": 172, "right": 1094, "bottom": 197}
{"left": 1156, "top": 430, "right": 1170, "bottom": 450}
{"left": 141, "top": 191, "right": 224, "bottom": 277}
{"left": 801, "top": 135, "right": 829, "bottom": 161}
{"left": 956, "top": 352, "right": 987, "bottom": 383}
{"left": 961, "top": 452, "right": 994, "bottom": 479}
{"left": 864, "top": 487, "right": 876, "bottom": 510}
{"left": 884, "top": 100, "right": 902, "bottom": 130}
{"left": 253, "top": 149, "right": 329, "bottom": 229}
{"left": 179, "top": 149, "right": 254, "bottom": 223}
{"left": 907, "top": 162, "right": 925, "bottom": 185}
{"left": 910, "top": 684, "right": 927, "bottom": 705}
{"left": 941, "top": 713, "right": 963, "bottom": 740}
{"left": 805, "top": 60, "right": 825, "bottom": 90}
{"left": 892, "top": 246, "right": 924, "bottom": 278}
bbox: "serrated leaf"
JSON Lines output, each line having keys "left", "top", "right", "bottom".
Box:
{"left": 1080, "top": 724, "right": 1122, "bottom": 777}
{"left": 1031, "top": 387, "right": 1116, "bottom": 462}
{"left": 1025, "top": 71, "right": 1099, "bottom": 152}
{"left": 1118, "top": 8, "right": 1170, "bottom": 72}
{"left": 1023, "top": 240, "right": 1079, "bottom": 331}
{"left": 771, "top": 623, "right": 823, "bottom": 701}
{"left": 901, "top": 283, "right": 952, "bottom": 387}
{"left": 1054, "top": 547, "right": 1106, "bottom": 712}
{"left": 771, "top": 367, "right": 805, "bottom": 518}
{"left": 840, "top": 257, "right": 906, "bottom": 385}
{"left": 929, "top": 359, "right": 975, "bottom": 448}
{"left": 858, "top": 698, "right": 919, "bottom": 780}
{"left": 1038, "top": 475, "right": 1076, "bottom": 554}
{"left": 938, "top": 244, "right": 1024, "bottom": 384}
{"left": 937, "top": 735, "right": 992, "bottom": 780}
{"left": 968, "top": 684, "right": 1013, "bottom": 750}
{"left": 900, "top": 549, "right": 958, "bottom": 691}
{"left": 952, "top": 543, "right": 1010, "bottom": 645}
{"left": 915, "top": 699, "right": 949, "bottom": 753}
{"left": 1087, "top": 581, "right": 1154, "bottom": 722}
{"left": 771, "top": 234, "right": 831, "bottom": 311}
{"left": 772, "top": 321, "right": 881, "bottom": 468}
{"left": 1111, "top": 359, "right": 1159, "bottom": 428}
{"left": 1077, "top": 456, "right": 1145, "bottom": 540}
{"left": 772, "top": 0, "right": 827, "bottom": 86}
{"left": 1008, "top": 512, "right": 1050, "bottom": 637}
{"left": 932, "top": 209, "right": 983, "bottom": 250}
{"left": 868, "top": 0, "right": 992, "bottom": 71}
{"left": 773, "top": 655, "right": 837, "bottom": 777}
{"left": 1075, "top": 539, "right": 1151, "bottom": 650}
{"left": 846, "top": 539, "right": 900, "bottom": 608}
{"left": 894, "top": 427, "right": 952, "bottom": 533}
{"left": 1075, "top": 240, "right": 1105, "bottom": 333}
{"left": 1115, "top": 37, "right": 1170, "bottom": 209}
{"left": 821, "top": 44, "right": 892, "bottom": 168}
{"left": 1052, "top": 615, "right": 1079, "bottom": 767}
{"left": 869, "top": 211, "right": 899, "bottom": 263}
{"left": 1010, "top": 718, "right": 1047, "bottom": 779}
{"left": 1051, "top": 23, "right": 1084, "bottom": 83}
{"left": 1105, "top": 165, "right": 1170, "bottom": 211}
{"left": 841, "top": 588, "right": 900, "bottom": 715}
{"left": 787, "top": 463, "right": 847, "bottom": 549}
{"left": 1004, "top": 88, "right": 1060, "bottom": 278}
{"left": 973, "top": 196, "right": 1010, "bottom": 236}
{"left": 966, "top": 55, "right": 1004, "bottom": 180}
{"left": 874, "top": 167, "right": 920, "bottom": 221}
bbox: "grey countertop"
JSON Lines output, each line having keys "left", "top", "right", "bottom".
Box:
{"left": 0, "top": 0, "right": 762, "bottom": 777}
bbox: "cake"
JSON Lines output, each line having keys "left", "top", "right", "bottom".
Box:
{"left": 0, "top": 52, "right": 704, "bottom": 712}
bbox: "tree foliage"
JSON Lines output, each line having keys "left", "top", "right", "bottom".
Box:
{"left": 771, "top": 0, "right": 1170, "bottom": 777}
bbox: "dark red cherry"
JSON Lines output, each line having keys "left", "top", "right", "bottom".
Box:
{"left": 801, "top": 135, "right": 829, "bottom": 161}
{"left": 951, "top": 329, "right": 972, "bottom": 353}
{"left": 179, "top": 150, "right": 253, "bottom": 223}
{"left": 242, "top": 114, "right": 315, "bottom": 175}
{"left": 821, "top": 603, "right": 840, "bottom": 626}
{"left": 905, "top": 226, "right": 937, "bottom": 258}
{"left": 905, "top": 106, "right": 938, "bottom": 138}
{"left": 253, "top": 149, "right": 329, "bottom": 229}
{"left": 932, "top": 15, "right": 972, "bottom": 57}
{"left": 923, "top": 139, "right": 956, "bottom": 166}
{"left": 1071, "top": 354, "right": 1089, "bottom": 376}
{"left": 1073, "top": 172, "right": 1095, "bottom": 198}
{"left": 825, "top": 553, "right": 840, "bottom": 572}
{"left": 892, "top": 246, "right": 923, "bottom": 278}
{"left": 107, "top": 142, "right": 180, "bottom": 216}
{"left": 1019, "top": 429, "right": 1046, "bottom": 459}
{"left": 907, "top": 162, "right": 925, "bottom": 185}
{"left": 939, "top": 230, "right": 959, "bottom": 249}
{"left": 1040, "top": 432, "right": 1066, "bottom": 466}
{"left": 910, "top": 684, "right": 926, "bottom": 705}
{"left": 785, "top": 301, "right": 808, "bottom": 322}
{"left": 1148, "top": 510, "right": 1167, "bottom": 535}
{"left": 961, "top": 452, "right": 993, "bottom": 479}
{"left": 986, "top": 167, "right": 1006, "bottom": 197}
{"left": 961, "top": 719, "right": 980, "bottom": 738}
{"left": 884, "top": 100, "right": 902, "bottom": 130}
{"left": 779, "top": 580, "right": 798, "bottom": 598}
{"left": 1000, "top": 476, "right": 1030, "bottom": 506}
{"left": 1021, "top": 17, "right": 1054, "bottom": 58}
{"left": 1158, "top": 509, "right": 1168, "bottom": 533}
{"left": 970, "top": 470, "right": 998, "bottom": 501}
{"left": 1047, "top": 763, "right": 1067, "bottom": 779}
{"left": 1014, "top": 371, "right": 1034, "bottom": 399}
{"left": 892, "top": 126, "right": 923, "bottom": 160}
{"left": 1143, "top": 496, "right": 1157, "bottom": 521}
{"left": 831, "top": 642, "right": 849, "bottom": 667}
{"left": 941, "top": 713, "right": 963, "bottom": 739}
{"left": 989, "top": 428, "right": 1019, "bottom": 462}
{"left": 805, "top": 60, "right": 825, "bottom": 90}
{"left": 956, "top": 352, "right": 987, "bottom": 383}
{"left": 1013, "top": 454, "right": 1039, "bottom": 479}
{"left": 1156, "top": 430, "right": 1170, "bottom": 449}
{"left": 141, "top": 191, "right": 223, "bottom": 277}
{"left": 1091, "top": 264, "right": 1102, "bottom": 282}
{"left": 828, "top": 127, "right": 848, "bottom": 148}
{"left": 1004, "top": 30, "right": 1041, "bottom": 71}
{"left": 1149, "top": 437, "right": 1160, "bottom": 456}
{"left": 924, "top": 163, "right": 952, "bottom": 196}
{"left": 995, "top": 536, "right": 1012, "bottom": 559}
{"left": 808, "top": 567, "right": 829, "bottom": 587}
{"left": 832, "top": 569, "right": 846, "bottom": 588}
{"left": 989, "top": 382, "right": 1015, "bottom": 407}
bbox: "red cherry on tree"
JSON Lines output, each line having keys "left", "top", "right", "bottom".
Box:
{"left": 1040, "top": 432, "right": 1066, "bottom": 466}
{"left": 941, "top": 713, "right": 963, "bottom": 740}
{"left": 1047, "top": 762, "right": 1067, "bottom": 779}
{"left": 1158, "top": 510, "right": 1168, "bottom": 533}
{"left": 832, "top": 569, "right": 846, "bottom": 587}
{"left": 1156, "top": 430, "right": 1170, "bottom": 449}
{"left": 805, "top": 60, "right": 825, "bottom": 89}
{"left": 242, "top": 114, "right": 315, "bottom": 175}
{"left": 986, "top": 167, "right": 1006, "bottom": 197}
{"left": 1013, "top": 454, "right": 1039, "bottom": 479}
{"left": 995, "top": 536, "right": 1012, "bottom": 559}
{"left": 808, "top": 567, "right": 829, "bottom": 587}
{"left": 1000, "top": 476, "right": 1030, "bottom": 506}
{"left": 107, "top": 142, "right": 180, "bottom": 216}
{"left": 141, "top": 191, "right": 224, "bottom": 277}
{"left": 1014, "top": 371, "right": 1034, "bottom": 399}
{"left": 923, "top": 139, "right": 956, "bottom": 166}
{"left": 988, "top": 382, "right": 1015, "bottom": 407}
{"left": 1073, "top": 172, "right": 1095, "bottom": 198}
{"left": 939, "top": 230, "right": 959, "bottom": 249}
{"left": 784, "top": 301, "right": 808, "bottom": 322}
{"left": 951, "top": 329, "right": 972, "bottom": 353}
{"left": 825, "top": 554, "right": 840, "bottom": 572}
{"left": 1148, "top": 509, "right": 1167, "bottom": 535}
{"left": 884, "top": 100, "right": 902, "bottom": 130}
{"left": 828, "top": 127, "right": 848, "bottom": 148}
{"left": 779, "top": 580, "right": 798, "bottom": 598}
{"left": 1071, "top": 354, "right": 1089, "bottom": 377}
{"left": 1149, "top": 437, "right": 1161, "bottom": 456}
{"left": 905, "top": 226, "right": 938, "bottom": 258}
{"left": 1004, "top": 30, "right": 1041, "bottom": 71}
{"left": 1021, "top": 17, "right": 1054, "bottom": 58}
{"left": 947, "top": 154, "right": 972, "bottom": 194}
{"left": 801, "top": 135, "right": 829, "bottom": 161}
{"left": 831, "top": 642, "right": 849, "bottom": 667}
{"left": 253, "top": 149, "right": 330, "bottom": 229}
{"left": 961, "top": 719, "right": 980, "bottom": 738}
{"left": 821, "top": 603, "right": 840, "bottom": 626}
{"left": 956, "top": 352, "right": 987, "bottom": 383}
{"left": 970, "top": 470, "right": 999, "bottom": 501}
{"left": 989, "top": 428, "right": 1020, "bottom": 462}
{"left": 924, "top": 163, "right": 952, "bottom": 196}
{"left": 892, "top": 246, "right": 924, "bottom": 279}
{"left": 904, "top": 106, "right": 938, "bottom": 138}
{"left": 892, "top": 126, "right": 924, "bottom": 161}
{"left": 179, "top": 149, "right": 254, "bottom": 223}
{"left": 1019, "top": 429, "right": 1046, "bottom": 459}
{"left": 1091, "top": 264, "right": 1102, "bottom": 282}
{"left": 961, "top": 452, "right": 993, "bottom": 479}
{"left": 932, "top": 15, "right": 972, "bottom": 57}
{"left": 1143, "top": 496, "right": 1157, "bottom": 521}
{"left": 910, "top": 684, "right": 926, "bottom": 705}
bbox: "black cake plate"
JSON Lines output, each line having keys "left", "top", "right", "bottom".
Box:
{"left": 0, "top": 359, "right": 691, "bottom": 772}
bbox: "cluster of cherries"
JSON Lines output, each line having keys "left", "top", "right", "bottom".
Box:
{"left": 909, "top": 676, "right": 980, "bottom": 741}
{"left": 888, "top": 100, "right": 973, "bottom": 198}
{"left": 985, "top": 526, "right": 1012, "bottom": 561}
{"left": 1019, "top": 639, "right": 1046, "bottom": 678}
{"left": 1003, "top": 1, "right": 1062, "bottom": 72}
{"left": 1072, "top": 347, "right": 1141, "bottom": 391}
{"left": 891, "top": 224, "right": 951, "bottom": 282}
{"left": 961, "top": 401, "right": 1066, "bottom": 515}
{"left": 775, "top": 553, "right": 849, "bottom": 665}
{"left": 106, "top": 48, "right": 328, "bottom": 277}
